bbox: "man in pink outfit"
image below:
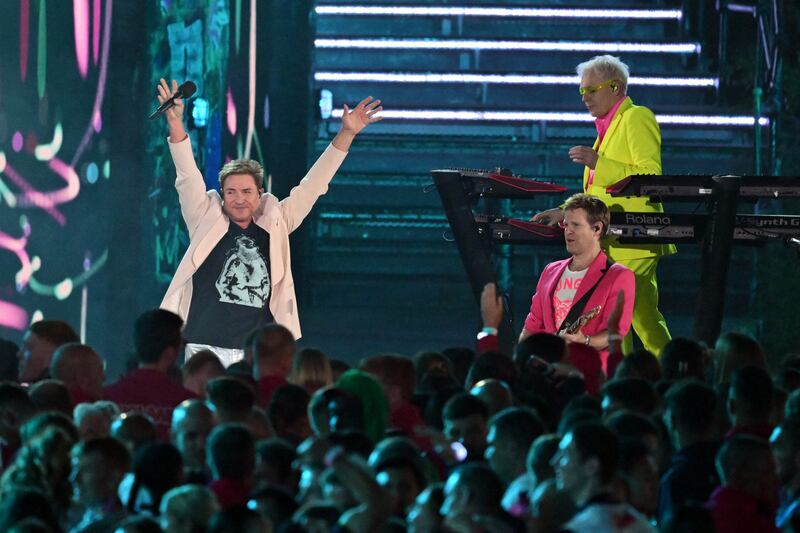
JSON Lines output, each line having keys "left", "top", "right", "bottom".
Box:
{"left": 520, "top": 194, "right": 635, "bottom": 362}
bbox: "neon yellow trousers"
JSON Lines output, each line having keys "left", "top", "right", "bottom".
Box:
{"left": 613, "top": 256, "right": 672, "bottom": 356}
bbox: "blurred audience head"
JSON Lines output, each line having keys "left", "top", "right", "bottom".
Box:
{"left": 267, "top": 384, "right": 311, "bottom": 446}
{"left": 208, "top": 423, "right": 256, "bottom": 482}
{"left": 50, "top": 343, "right": 105, "bottom": 401}
{"left": 485, "top": 407, "right": 545, "bottom": 485}
{"left": 160, "top": 484, "right": 220, "bottom": 533}
{"left": 661, "top": 338, "right": 706, "bottom": 382}
{"left": 171, "top": 399, "right": 215, "bottom": 472}
{"left": 714, "top": 332, "right": 767, "bottom": 385}
{"left": 469, "top": 378, "right": 513, "bottom": 417}
{"left": 134, "top": 309, "right": 184, "bottom": 369}
{"left": 252, "top": 324, "right": 295, "bottom": 380}
{"left": 289, "top": 347, "right": 333, "bottom": 393}
{"left": 442, "top": 392, "right": 489, "bottom": 461}
{"left": 18, "top": 320, "right": 79, "bottom": 383}
{"left": 182, "top": 349, "right": 225, "bottom": 397}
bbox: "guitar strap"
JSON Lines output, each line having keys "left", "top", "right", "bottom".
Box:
{"left": 558, "top": 258, "right": 613, "bottom": 334}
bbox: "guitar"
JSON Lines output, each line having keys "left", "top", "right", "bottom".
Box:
{"left": 559, "top": 305, "right": 602, "bottom": 335}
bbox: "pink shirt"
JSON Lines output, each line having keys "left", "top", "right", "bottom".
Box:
{"left": 587, "top": 97, "right": 626, "bottom": 186}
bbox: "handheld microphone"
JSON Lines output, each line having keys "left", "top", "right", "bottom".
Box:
{"left": 148, "top": 81, "right": 197, "bottom": 120}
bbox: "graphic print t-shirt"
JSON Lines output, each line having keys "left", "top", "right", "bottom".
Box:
{"left": 184, "top": 221, "right": 273, "bottom": 348}
{"left": 552, "top": 266, "right": 589, "bottom": 330}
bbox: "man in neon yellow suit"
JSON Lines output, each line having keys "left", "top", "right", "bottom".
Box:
{"left": 534, "top": 55, "right": 675, "bottom": 356}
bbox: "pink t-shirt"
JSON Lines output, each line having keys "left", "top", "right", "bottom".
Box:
{"left": 552, "top": 266, "right": 589, "bottom": 329}
{"left": 587, "top": 97, "right": 626, "bottom": 186}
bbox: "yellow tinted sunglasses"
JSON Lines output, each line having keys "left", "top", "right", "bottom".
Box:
{"left": 579, "top": 79, "right": 619, "bottom": 95}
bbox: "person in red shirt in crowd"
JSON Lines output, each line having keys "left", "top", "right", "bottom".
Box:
{"left": 251, "top": 323, "right": 294, "bottom": 408}
{"left": 104, "top": 309, "right": 197, "bottom": 438}
{"left": 705, "top": 435, "right": 780, "bottom": 533}
{"left": 207, "top": 423, "right": 256, "bottom": 509}
{"left": 50, "top": 343, "right": 105, "bottom": 405}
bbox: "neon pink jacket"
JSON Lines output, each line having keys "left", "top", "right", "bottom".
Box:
{"left": 523, "top": 251, "right": 635, "bottom": 357}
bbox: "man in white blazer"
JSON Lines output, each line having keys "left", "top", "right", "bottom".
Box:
{"left": 156, "top": 78, "right": 382, "bottom": 365}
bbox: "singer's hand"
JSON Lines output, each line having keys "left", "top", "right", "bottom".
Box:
{"left": 157, "top": 78, "right": 184, "bottom": 122}
{"left": 158, "top": 78, "right": 187, "bottom": 142}
{"left": 341, "top": 96, "right": 383, "bottom": 135}
{"left": 569, "top": 145, "right": 599, "bottom": 170}
{"left": 332, "top": 96, "right": 383, "bottom": 152}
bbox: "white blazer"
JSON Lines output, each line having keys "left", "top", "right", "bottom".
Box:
{"left": 160, "top": 137, "right": 348, "bottom": 340}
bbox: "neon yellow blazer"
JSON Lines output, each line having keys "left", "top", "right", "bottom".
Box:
{"left": 583, "top": 97, "right": 677, "bottom": 260}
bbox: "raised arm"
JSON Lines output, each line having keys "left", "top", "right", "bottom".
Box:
{"left": 278, "top": 97, "right": 383, "bottom": 233}
{"left": 332, "top": 96, "right": 383, "bottom": 152}
{"left": 157, "top": 78, "right": 188, "bottom": 143}
{"left": 158, "top": 78, "right": 212, "bottom": 235}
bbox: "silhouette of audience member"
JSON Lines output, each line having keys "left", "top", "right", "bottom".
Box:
{"left": 248, "top": 484, "right": 297, "bottom": 529}
{"left": 112, "top": 412, "right": 158, "bottom": 454}
{"left": 50, "top": 343, "right": 105, "bottom": 404}
{"left": 17, "top": 320, "right": 79, "bottom": 384}
{"left": 618, "top": 439, "right": 659, "bottom": 518}
{"left": 208, "top": 423, "right": 256, "bottom": 509}
{"left": 254, "top": 437, "right": 298, "bottom": 493}
{"left": 70, "top": 437, "right": 131, "bottom": 531}
{"left": 705, "top": 435, "right": 779, "bottom": 533}
{"left": 601, "top": 378, "right": 658, "bottom": 417}
{"left": 104, "top": 310, "right": 196, "bottom": 437}
{"left": 0, "top": 425, "right": 76, "bottom": 522}
{"left": 465, "top": 351, "right": 518, "bottom": 390}
{"left": 614, "top": 349, "right": 661, "bottom": 383}
{"left": 0, "top": 487, "right": 61, "bottom": 532}
{"left": 182, "top": 349, "right": 225, "bottom": 398}
{"left": 160, "top": 484, "right": 220, "bottom": 533}
{"left": 289, "top": 347, "right": 333, "bottom": 393}
{"left": 713, "top": 332, "right": 767, "bottom": 385}
{"left": 208, "top": 506, "right": 272, "bottom": 533}
{"left": 659, "top": 379, "right": 720, "bottom": 523}
{"left": 528, "top": 479, "right": 576, "bottom": 533}
{"left": 407, "top": 483, "right": 444, "bottom": 533}
{"left": 74, "top": 401, "right": 117, "bottom": 439}
{"left": 121, "top": 442, "right": 183, "bottom": 516}
{"left": 170, "top": 399, "right": 215, "bottom": 482}
{"left": 470, "top": 378, "right": 513, "bottom": 417}
{"left": 660, "top": 338, "right": 707, "bottom": 382}
{"left": 771, "top": 417, "right": 800, "bottom": 528}
{"left": 485, "top": 407, "right": 545, "bottom": 513}
{"left": 267, "top": 384, "right": 311, "bottom": 446}
{"left": 252, "top": 324, "right": 295, "bottom": 408}
{"left": 28, "top": 379, "right": 72, "bottom": 415}
{"left": 336, "top": 369, "right": 390, "bottom": 445}
{"left": 726, "top": 365, "right": 774, "bottom": 440}
{"left": 441, "top": 462, "right": 524, "bottom": 532}
{"left": 0, "top": 338, "right": 19, "bottom": 382}
{"left": 553, "top": 421, "right": 655, "bottom": 532}
{"left": 442, "top": 392, "right": 489, "bottom": 462}
{"left": 360, "top": 354, "right": 424, "bottom": 437}
{"left": 441, "top": 347, "right": 475, "bottom": 389}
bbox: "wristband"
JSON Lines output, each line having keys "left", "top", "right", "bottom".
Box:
{"left": 477, "top": 326, "right": 498, "bottom": 341}
{"left": 584, "top": 334, "right": 591, "bottom": 346}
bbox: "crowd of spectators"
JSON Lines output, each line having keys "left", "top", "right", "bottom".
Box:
{"left": 0, "top": 307, "right": 798, "bottom": 532}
